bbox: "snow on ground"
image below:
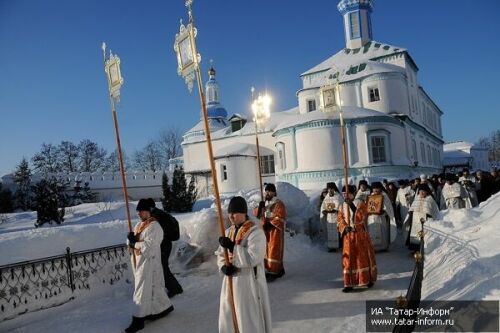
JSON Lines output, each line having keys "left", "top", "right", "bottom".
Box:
{"left": 422, "top": 192, "right": 500, "bottom": 301}
{"left": 0, "top": 234, "right": 414, "bottom": 333}
{"left": 0, "top": 182, "right": 416, "bottom": 332}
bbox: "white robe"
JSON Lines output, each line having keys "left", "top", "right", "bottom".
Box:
{"left": 217, "top": 223, "right": 272, "bottom": 333}
{"left": 404, "top": 196, "right": 439, "bottom": 247}
{"left": 130, "top": 221, "right": 172, "bottom": 318}
{"left": 320, "top": 192, "right": 344, "bottom": 250}
{"left": 395, "top": 186, "right": 414, "bottom": 223}
{"left": 367, "top": 192, "right": 397, "bottom": 251}
{"left": 440, "top": 183, "right": 472, "bottom": 210}
{"left": 459, "top": 176, "right": 478, "bottom": 207}
{"left": 355, "top": 189, "right": 371, "bottom": 203}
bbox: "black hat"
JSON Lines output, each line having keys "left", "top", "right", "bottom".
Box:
{"left": 358, "top": 180, "right": 368, "bottom": 187}
{"left": 326, "top": 182, "right": 338, "bottom": 191}
{"left": 264, "top": 183, "right": 276, "bottom": 193}
{"left": 371, "top": 181, "right": 384, "bottom": 189}
{"left": 227, "top": 196, "right": 248, "bottom": 214}
{"left": 136, "top": 198, "right": 156, "bottom": 211}
{"left": 341, "top": 185, "right": 356, "bottom": 193}
{"left": 397, "top": 179, "right": 406, "bottom": 186}
{"left": 418, "top": 184, "right": 431, "bottom": 194}
{"left": 445, "top": 173, "right": 455, "bottom": 182}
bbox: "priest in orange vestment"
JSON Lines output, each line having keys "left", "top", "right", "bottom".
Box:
{"left": 337, "top": 185, "right": 377, "bottom": 292}
{"left": 254, "top": 183, "right": 287, "bottom": 282}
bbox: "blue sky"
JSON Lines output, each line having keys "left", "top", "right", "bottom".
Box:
{"left": 1, "top": 0, "right": 499, "bottom": 176}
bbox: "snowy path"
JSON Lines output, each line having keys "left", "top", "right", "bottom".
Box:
{"left": 0, "top": 234, "right": 413, "bottom": 333}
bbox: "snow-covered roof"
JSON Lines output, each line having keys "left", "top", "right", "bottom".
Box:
{"left": 301, "top": 40, "right": 408, "bottom": 76}
{"left": 214, "top": 143, "right": 256, "bottom": 159}
{"left": 273, "top": 106, "right": 393, "bottom": 133}
{"left": 442, "top": 150, "right": 472, "bottom": 166}
{"left": 444, "top": 141, "right": 487, "bottom": 152}
{"left": 183, "top": 107, "right": 300, "bottom": 144}
{"left": 185, "top": 117, "right": 227, "bottom": 134}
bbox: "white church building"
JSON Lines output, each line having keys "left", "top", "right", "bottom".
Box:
{"left": 182, "top": 0, "right": 444, "bottom": 196}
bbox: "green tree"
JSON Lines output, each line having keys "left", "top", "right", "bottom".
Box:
{"left": 33, "top": 177, "right": 69, "bottom": 227}
{"left": 170, "top": 167, "right": 196, "bottom": 212}
{"left": 13, "top": 158, "right": 32, "bottom": 210}
{"left": 0, "top": 183, "right": 14, "bottom": 213}
{"left": 161, "top": 172, "right": 173, "bottom": 212}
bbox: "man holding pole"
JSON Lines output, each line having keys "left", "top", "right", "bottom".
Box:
{"left": 125, "top": 199, "right": 173, "bottom": 333}
{"left": 217, "top": 196, "right": 272, "bottom": 333}
{"left": 254, "top": 183, "right": 287, "bottom": 282}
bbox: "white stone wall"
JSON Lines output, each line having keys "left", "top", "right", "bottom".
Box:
{"left": 215, "top": 156, "right": 259, "bottom": 194}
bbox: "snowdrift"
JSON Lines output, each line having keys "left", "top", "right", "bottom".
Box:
{"left": 422, "top": 192, "right": 500, "bottom": 300}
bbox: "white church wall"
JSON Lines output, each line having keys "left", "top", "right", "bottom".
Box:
{"left": 295, "top": 126, "right": 343, "bottom": 171}
{"left": 215, "top": 156, "right": 259, "bottom": 194}
{"left": 298, "top": 89, "right": 319, "bottom": 114}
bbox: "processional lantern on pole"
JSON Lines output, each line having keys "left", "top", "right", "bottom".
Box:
{"left": 251, "top": 88, "right": 272, "bottom": 201}
{"left": 173, "top": 1, "right": 240, "bottom": 332}
{"left": 101, "top": 42, "right": 136, "bottom": 269}
{"left": 320, "top": 68, "right": 351, "bottom": 203}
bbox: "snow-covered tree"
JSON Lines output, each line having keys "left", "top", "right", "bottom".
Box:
{"left": 77, "top": 139, "right": 107, "bottom": 172}
{"left": 32, "top": 143, "right": 61, "bottom": 175}
{"left": 58, "top": 141, "right": 79, "bottom": 172}
{"left": 104, "top": 149, "right": 131, "bottom": 172}
{"left": 158, "top": 127, "right": 182, "bottom": 166}
{"left": 13, "top": 157, "right": 32, "bottom": 210}
{"left": 133, "top": 140, "right": 163, "bottom": 172}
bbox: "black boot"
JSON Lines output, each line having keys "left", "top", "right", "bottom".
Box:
{"left": 342, "top": 287, "right": 353, "bottom": 293}
{"left": 367, "top": 282, "right": 374, "bottom": 288}
{"left": 125, "top": 316, "right": 145, "bottom": 333}
{"left": 167, "top": 288, "right": 183, "bottom": 298}
{"left": 146, "top": 305, "right": 174, "bottom": 321}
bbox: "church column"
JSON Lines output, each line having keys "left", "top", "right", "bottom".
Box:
{"left": 290, "top": 127, "right": 298, "bottom": 171}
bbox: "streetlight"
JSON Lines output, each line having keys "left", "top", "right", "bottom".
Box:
{"left": 173, "top": 1, "right": 239, "bottom": 332}
{"left": 101, "top": 42, "right": 136, "bottom": 269}
{"left": 251, "top": 88, "right": 272, "bottom": 201}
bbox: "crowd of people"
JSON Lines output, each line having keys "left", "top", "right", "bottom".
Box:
{"left": 122, "top": 167, "right": 499, "bottom": 332}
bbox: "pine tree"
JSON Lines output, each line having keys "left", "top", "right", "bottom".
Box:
{"left": 72, "top": 180, "right": 84, "bottom": 205}
{"left": 81, "top": 182, "right": 97, "bottom": 203}
{"left": 13, "top": 158, "right": 32, "bottom": 210}
{"left": 186, "top": 175, "right": 198, "bottom": 212}
{"left": 0, "top": 183, "right": 14, "bottom": 213}
{"left": 170, "top": 167, "right": 184, "bottom": 212}
{"left": 170, "top": 167, "right": 196, "bottom": 212}
{"left": 33, "top": 177, "right": 69, "bottom": 227}
{"left": 161, "top": 172, "right": 173, "bottom": 212}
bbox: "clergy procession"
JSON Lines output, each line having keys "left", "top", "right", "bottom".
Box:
{"left": 123, "top": 167, "right": 500, "bottom": 332}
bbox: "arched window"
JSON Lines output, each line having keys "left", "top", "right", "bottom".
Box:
{"left": 275, "top": 142, "right": 287, "bottom": 170}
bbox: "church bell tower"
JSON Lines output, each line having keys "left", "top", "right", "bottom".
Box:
{"left": 338, "top": 0, "right": 373, "bottom": 49}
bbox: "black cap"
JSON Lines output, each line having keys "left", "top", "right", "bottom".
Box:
{"left": 265, "top": 183, "right": 277, "bottom": 193}
{"left": 445, "top": 173, "right": 455, "bottom": 182}
{"left": 326, "top": 182, "right": 338, "bottom": 191}
{"left": 418, "top": 184, "right": 431, "bottom": 194}
{"left": 227, "top": 196, "right": 248, "bottom": 214}
{"left": 342, "top": 185, "right": 356, "bottom": 193}
{"left": 136, "top": 198, "right": 156, "bottom": 211}
{"left": 358, "top": 180, "right": 368, "bottom": 187}
{"left": 371, "top": 181, "right": 384, "bottom": 189}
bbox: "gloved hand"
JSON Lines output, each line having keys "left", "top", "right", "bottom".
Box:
{"left": 127, "top": 232, "right": 138, "bottom": 243}
{"left": 219, "top": 236, "right": 235, "bottom": 252}
{"left": 221, "top": 264, "right": 237, "bottom": 276}
{"left": 345, "top": 226, "right": 353, "bottom": 233}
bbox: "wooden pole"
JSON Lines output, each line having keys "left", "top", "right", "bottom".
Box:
{"left": 338, "top": 83, "right": 351, "bottom": 223}
{"left": 254, "top": 122, "right": 264, "bottom": 202}
{"left": 110, "top": 98, "right": 137, "bottom": 269}
{"left": 190, "top": 26, "right": 240, "bottom": 333}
